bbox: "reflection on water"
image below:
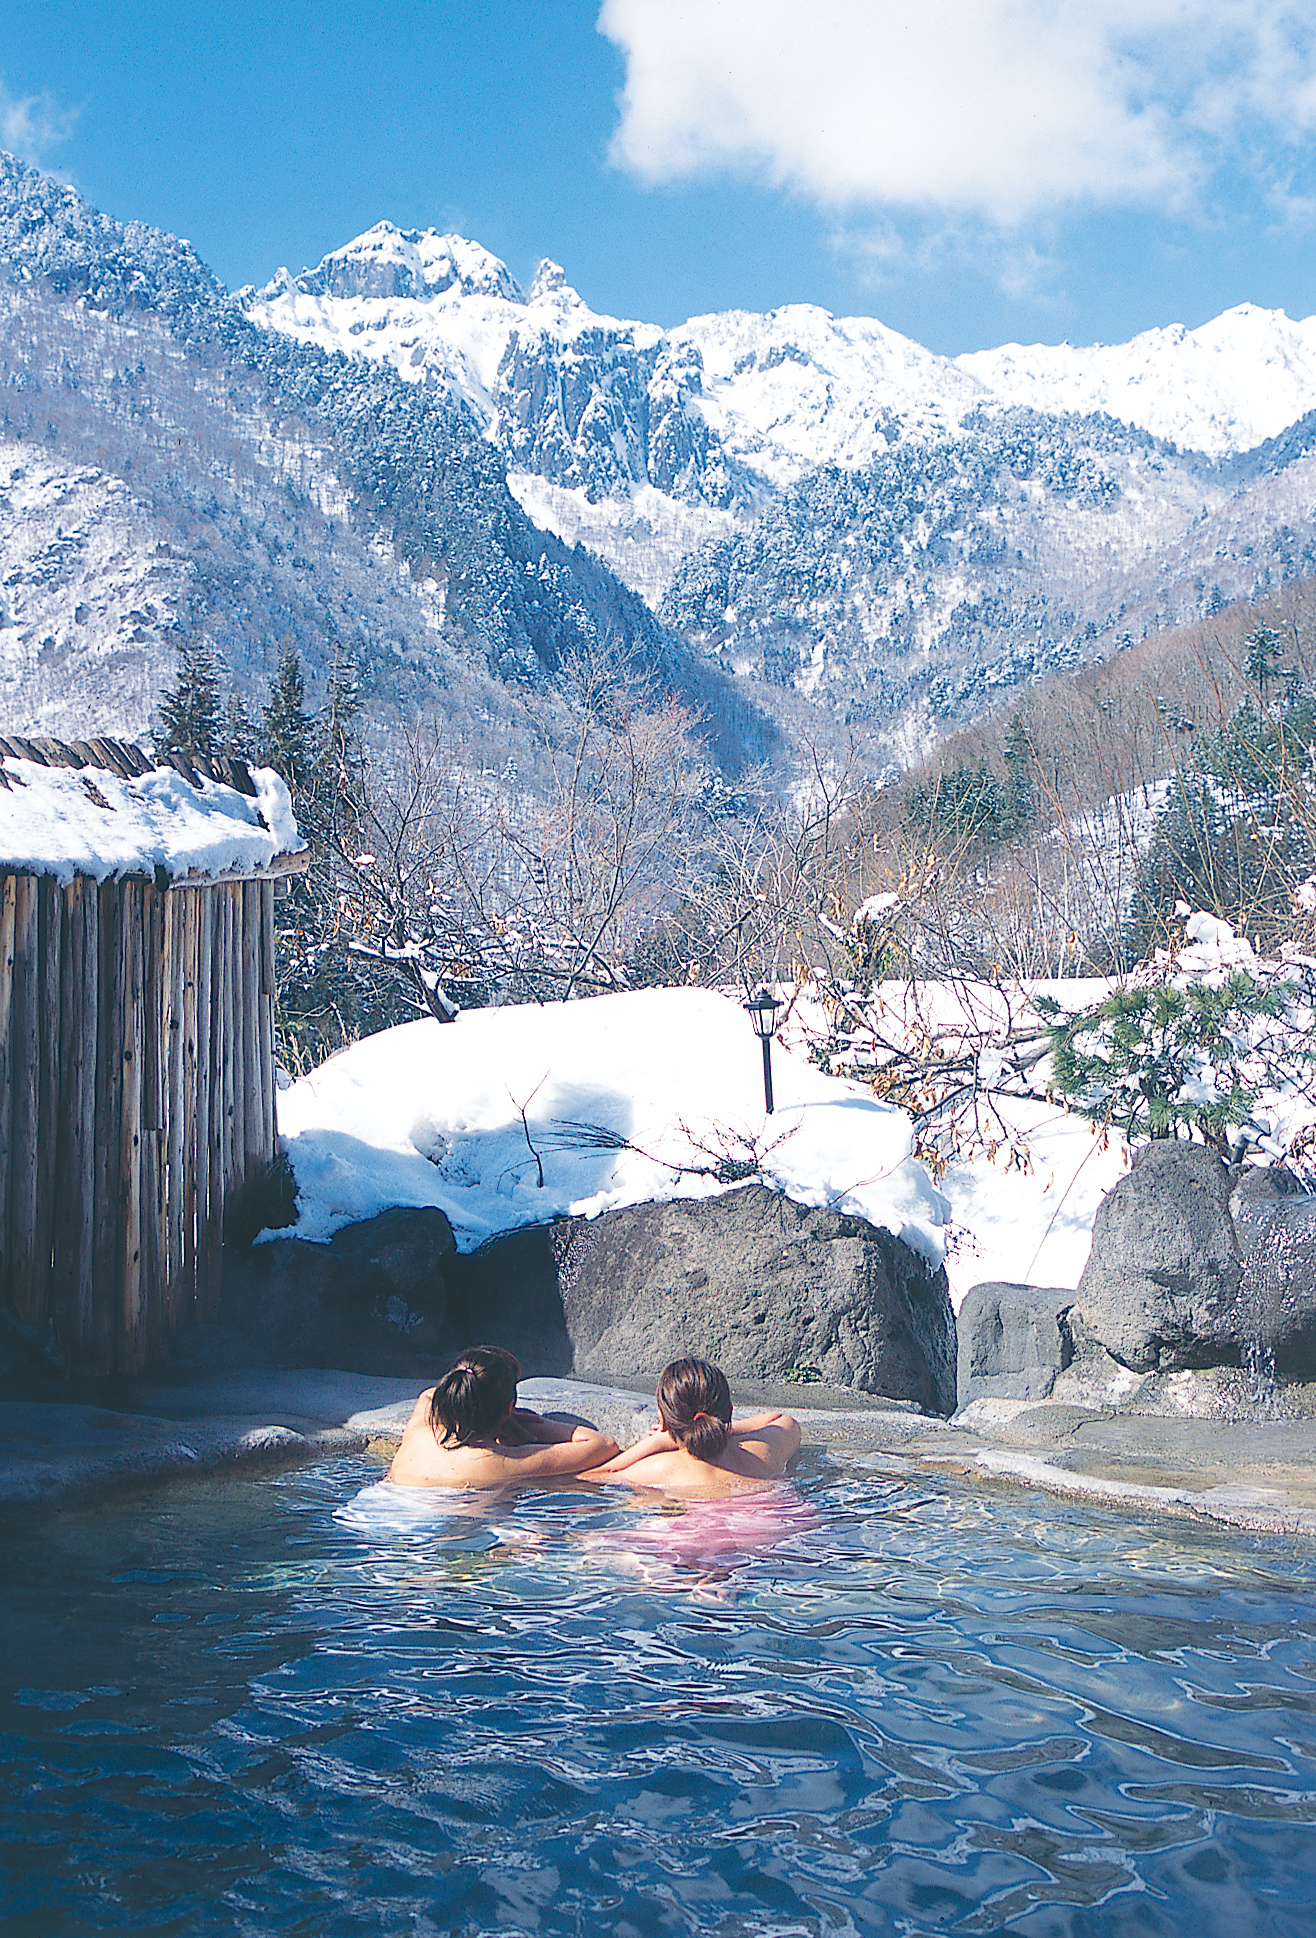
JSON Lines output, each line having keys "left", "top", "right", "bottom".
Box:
{"left": 3, "top": 1452, "right": 1316, "bottom": 1936}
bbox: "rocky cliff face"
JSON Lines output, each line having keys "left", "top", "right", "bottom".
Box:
{"left": 245, "top": 211, "right": 1316, "bottom": 743}
{"left": 0, "top": 154, "right": 762, "bottom": 765}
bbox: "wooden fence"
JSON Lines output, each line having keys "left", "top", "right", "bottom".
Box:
{"left": 0, "top": 870, "right": 279, "bottom": 1374}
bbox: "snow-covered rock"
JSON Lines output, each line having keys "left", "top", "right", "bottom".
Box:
{"left": 271, "top": 986, "right": 950, "bottom": 1263}
{"left": 958, "top": 306, "right": 1316, "bottom": 459}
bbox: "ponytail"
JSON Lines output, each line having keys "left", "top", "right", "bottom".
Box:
{"left": 656, "top": 1358, "right": 732, "bottom": 1463}
{"left": 429, "top": 1346, "right": 520, "bottom": 1446}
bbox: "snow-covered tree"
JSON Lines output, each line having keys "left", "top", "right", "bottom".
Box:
{"left": 156, "top": 638, "right": 224, "bottom": 759}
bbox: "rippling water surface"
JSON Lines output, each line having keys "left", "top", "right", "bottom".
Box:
{"left": 4, "top": 1450, "right": 1316, "bottom": 1937}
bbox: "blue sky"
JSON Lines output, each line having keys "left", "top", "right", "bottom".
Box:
{"left": 5, "top": 0, "right": 1316, "bottom": 355}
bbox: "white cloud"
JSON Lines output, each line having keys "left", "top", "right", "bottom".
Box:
{"left": 598, "top": 0, "right": 1316, "bottom": 226}
{"left": 0, "top": 80, "right": 77, "bottom": 169}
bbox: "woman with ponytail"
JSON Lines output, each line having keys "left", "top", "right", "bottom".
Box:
{"left": 586, "top": 1358, "right": 800, "bottom": 1499}
{"left": 389, "top": 1345, "right": 618, "bottom": 1487}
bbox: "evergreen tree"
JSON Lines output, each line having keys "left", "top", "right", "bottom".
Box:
{"left": 905, "top": 761, "right": 1006, "bottom": 848}
{"left": 1243, "top": 625, "right": 1284, "bottom": 696}
{"left": 1000, "top": 712, "right": 1036, "bottom": 840}
{"left": 157, "top": 638, "right": 224, "bottom": 759}
{"left": 1040, "top": 968, "right": 1306, "bottom": 1161}
{"left": 222, "top": 691, "right": 257, "bottom": 763}
{"left": 260, "top": 640, "right": 315, "bottom": 791}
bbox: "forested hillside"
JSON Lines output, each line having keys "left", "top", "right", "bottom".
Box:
{"left": 0, "top": 154, "right": 769, "bottom": 770}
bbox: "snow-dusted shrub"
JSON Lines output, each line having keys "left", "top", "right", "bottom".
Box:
{"left": 1039, "top": 912, "right": 1316, "bottom": 1171}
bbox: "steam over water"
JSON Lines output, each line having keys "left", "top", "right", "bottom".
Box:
{"left": 4, "top": 1452, "right": 1316, "bottom": 1936}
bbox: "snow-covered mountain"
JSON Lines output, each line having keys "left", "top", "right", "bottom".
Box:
{"left": 0, "top": 156, "right": 767, "bottom": 768}
{"left": 246, "top": 221, "right": 1316, "bottom": 605}
{"left": 959, "top": 306, "right": 1316, "bottom": 459}
{"left": 8, "top": 155, "right": 1316, "bottom": 769}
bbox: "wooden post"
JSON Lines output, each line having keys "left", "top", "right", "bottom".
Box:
{"left": 258, "top": 878, "right": 276, "bottom": 1165}
{"left": 183, "top": 888, "right": 203, "bottom": 1313}
{"left": 228, "top": 883, "right": 245, "bottom": 1198}
{"left": 0, "top": 875, "right": 16, "bottom": 1308}
{"left": 33, "top": 877, "right": 62, "bottom": 1325}
{"left": 52, "top": 880, "right": 93, "bottom": 1353}
{"left": 91, "top": 880, "right": 122, "bottom": 1373}
{"left": 164, "top": 890, "right": 186, "bottom": 1322}
{"left": 242, "top": 881, "right": 263, "bottom": 1180}
{"left": 139, "top": 882, "right": 163, "bottom": 1344}
{"left": 221, "top": 885, "right": 237, "bottom": 1203}
{"left": 10, "top": 875, "right": 40, "bottom": 1323}
{"left": 72, "top": 881, "right": 97, "bottom": 1353}
{"left": 118, "top": 882, "right": 145, "bottom": 1373}
{"left": 201, "top": 889, "right": 223, "bottom": 1315}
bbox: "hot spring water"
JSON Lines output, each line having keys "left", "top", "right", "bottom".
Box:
{"left": 4, "top": 1449, "right": 1316, "bottom": 1936}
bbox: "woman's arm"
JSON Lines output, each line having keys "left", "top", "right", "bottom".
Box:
{"left": 500, "top": 1423, "right": 620, "bottom": 1477}
{"left": 579, "top": 1425, "right": 677, "bottom": 1479}
{"left": 733, "top": 1411, "right": 802, "bottom": 1469}
{"left": 497, "top": 1407, "right": 583, "bottom": 1446}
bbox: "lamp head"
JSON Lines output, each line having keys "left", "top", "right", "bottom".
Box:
{"left": 743, "top": 986, "right": 782, "bottom": 1041}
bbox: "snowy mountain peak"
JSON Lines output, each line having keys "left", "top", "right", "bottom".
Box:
{"left": 263, "top": 221, "right": 524, "bottom": 307}
{"left": 958, "top": 302, "right": 1316, "bottom": 456}
{"left": 528, "top": 258, "right": 575, "bottom": 304}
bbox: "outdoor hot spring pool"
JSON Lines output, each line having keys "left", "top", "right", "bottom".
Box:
{"left": 4, "top": 1450, "right": 1316, "bottom": 1938}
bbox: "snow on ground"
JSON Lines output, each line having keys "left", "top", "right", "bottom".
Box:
{"left": 272, "top": 988, "right": 949, "bottom": 1265}
{"left": 781, "top": 976, "right": 1127, "bottom": 1308}
{"left": 937, "top": 1101, "right": 1127, "bottom": 1308}
{"left": 274, "top": 931, "right": 1315, "bottom": 1312}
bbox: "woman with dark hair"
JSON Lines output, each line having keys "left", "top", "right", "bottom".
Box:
{"left": 585, "top": 1357, "right": 800, "bottom": 1499}
{"left": 388, "top": 1346, "right": 619, "bottom": 1488}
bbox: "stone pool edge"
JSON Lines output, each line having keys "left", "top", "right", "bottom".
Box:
{"left": 5, "top": 1371, "right": 1316, "bottom": 1539}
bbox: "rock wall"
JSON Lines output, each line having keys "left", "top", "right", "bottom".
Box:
{"left": 217, "top": 1185, "right": 957, "bottom": 1413}
{"left": 956, "top": 1146, "right": 1316, "bottom": 1411}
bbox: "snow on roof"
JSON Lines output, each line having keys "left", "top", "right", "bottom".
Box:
{"left": 0, "top": 738, "right": 305, "bottom": 886}
{"left": 272, "top": 987, "right": 950, "bottom": 1264}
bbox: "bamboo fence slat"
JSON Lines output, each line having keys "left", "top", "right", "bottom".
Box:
{"left": 1, "top": 854, "right": 289, "bottom": 1368}
{"left": 0, "top": 875, "right": 17, "bottom": 1306}
{"left": 10, "top": 875, "right": 40, "bottom": 1322}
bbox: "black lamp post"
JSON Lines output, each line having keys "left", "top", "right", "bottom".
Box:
{"left": 743, "top": 985, "right": 783, "bottom": 1114}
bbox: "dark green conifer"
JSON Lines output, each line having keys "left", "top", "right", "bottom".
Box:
{"left": 157, "top": 638, "right": 224, "bottom": 759}
{"left": 260, "top": 640, "right": 314, "bottom": 791}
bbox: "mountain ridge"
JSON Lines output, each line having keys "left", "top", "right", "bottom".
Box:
{"left": 0, "top": 153, "right": 770, "bottom": 772}
{"left": 244, "top": 219, "right": 1316, "bottom": 623}
{"left": 5, "top": 155, "right": 1316, "bottom": 771}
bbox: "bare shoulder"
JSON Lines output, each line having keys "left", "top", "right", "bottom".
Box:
{"left": 729, "top": 1411, "right": 802, "bottom": 1475}
{"left": 595, "top": 1449, "right": 688, "bottom": 1491}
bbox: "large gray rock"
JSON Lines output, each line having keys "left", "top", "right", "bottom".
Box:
{"left": 209, "top": 1207, "right": 461, "bottom": 1372}
{"left": 210, "top": 1187, "right": 955, "bottom": 1411}
{"left": 956, "top": 1282, "right": 1074, "bottom": 1409}
{"left": 1232, "top": 1169, "right": 1316, "bottom": 1381}
{"left": 1074, "top": 1142, "right": 1243, "bottom": 1372}
{"left": 535, "top": 1186, "right": 956, "bottom": 1414}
